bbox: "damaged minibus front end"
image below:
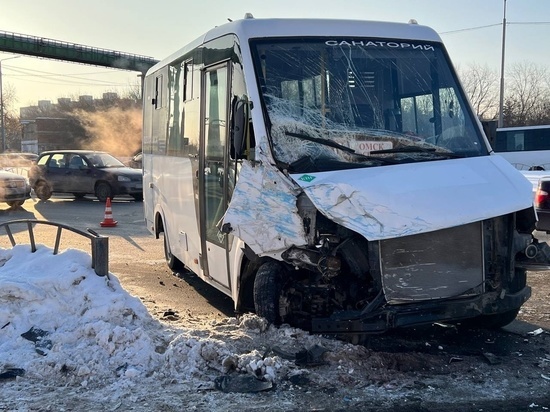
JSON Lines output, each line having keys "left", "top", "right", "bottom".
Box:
{"left": 221, "top": 27, "right": 550, "bottom": 338}
{"left": 223, "top": 156, "right": 549, "bottom": 336}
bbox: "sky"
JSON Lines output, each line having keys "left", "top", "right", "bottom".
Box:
{"left": 0, "top": 0, "right": 549, "bottom": 113}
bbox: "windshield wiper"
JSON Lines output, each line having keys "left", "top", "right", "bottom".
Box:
{"left": 285, "top": 131, "right": 356, "bottom": 153}
{"left": 285, "top": 131, "right": 398, "bottom": 165}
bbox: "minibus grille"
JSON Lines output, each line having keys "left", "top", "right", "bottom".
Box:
{"left": 380, "top": 222, "right": 484, "bottom": 304}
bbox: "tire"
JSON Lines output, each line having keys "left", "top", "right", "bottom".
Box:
{"left": 34, "top": 181, "right": 52, "bottom": 201}
{"left": 163, "top": 231, "right": 184, "bottom": 271}
{"left": 7, "top": 200, "right": 25, "bottom": 208}
{"left": 253, "top": 261, "right": 284, "bottom": 325}
{"left": 95, "top": 182, "right": 112, "bottom": 202}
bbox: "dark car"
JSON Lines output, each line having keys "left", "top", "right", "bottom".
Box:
{"left": 535, "top": 177, "right": 550, "bottom": 232}
{"left": 29, "top": 150, "right": 143, "bottom": 202}
{"left": 0, "top": 169, "right": 31, "bottom": 207}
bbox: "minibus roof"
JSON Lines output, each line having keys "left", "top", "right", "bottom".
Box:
{"left": 148, "top": 16, "right": 442, "bottom": 75}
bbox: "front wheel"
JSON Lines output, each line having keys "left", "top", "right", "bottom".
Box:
{"left": 7, "top": 200, "right": 25, "bottom": 208}
{"left": 95, "top": 182, "right": 112, "bottom": 202}
{"left": 253, "top": 261, "right": 284, "bottom": 325}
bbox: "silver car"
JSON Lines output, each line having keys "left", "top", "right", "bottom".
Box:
{"left": 0, "top": 169, "right": 31, "bottom": 208}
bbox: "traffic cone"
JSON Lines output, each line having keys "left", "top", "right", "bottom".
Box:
{"left": 100, "top": 197, "right": 118, "bottom": 227}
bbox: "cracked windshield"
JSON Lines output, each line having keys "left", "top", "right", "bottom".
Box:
{"left": 251, "top": 38, "right": 487, "bottom": 172}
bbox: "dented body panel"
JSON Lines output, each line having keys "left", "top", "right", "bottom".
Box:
{"left": 225, "top": 155, "right": 533, "bottom": 253}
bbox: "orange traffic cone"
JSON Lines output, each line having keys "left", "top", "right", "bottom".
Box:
{"left": 100, "top": 197, "right": 118, "bottom": 227}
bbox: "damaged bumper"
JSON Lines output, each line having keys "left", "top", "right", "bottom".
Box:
{"left": 311, "top": 286, "right": 532, "bottom": 335}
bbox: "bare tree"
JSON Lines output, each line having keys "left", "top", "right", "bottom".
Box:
{"left": 457, "top": 63, "right": 499, "bottom": 120}
{"left": 503, "top": 62, "right": 550, "bottom": 126}
{"left": 0, "top": 83, "right": 23, "bottom": 150}
{"left": 121, "top": 81, "right": 142, "bottom": 102}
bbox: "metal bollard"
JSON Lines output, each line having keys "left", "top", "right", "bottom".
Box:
{"left": 88, "top": 229, "right": 109, "bottom": 277}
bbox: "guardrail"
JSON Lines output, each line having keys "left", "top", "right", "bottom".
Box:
{"left": 0, "top": 219, "right": 109, "bottom": 277}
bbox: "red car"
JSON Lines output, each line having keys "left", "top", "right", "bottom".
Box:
{"left": 534, "top": 177, "right": 550, "bottom": 232}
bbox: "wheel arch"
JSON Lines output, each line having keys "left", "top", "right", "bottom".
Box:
{"left": 153, "top": 208, "right": 166, "bottom": 240}
{"left": 233, "top": 246, "right": 283, "bottom": 314}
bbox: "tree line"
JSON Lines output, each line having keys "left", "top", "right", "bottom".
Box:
{"left": 0, "top": 62, "right": 548, "bottom": 153}
{"left": 458, "top": 61, "right": 550, "bottom": 127}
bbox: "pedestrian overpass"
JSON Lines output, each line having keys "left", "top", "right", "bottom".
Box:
{"left": 0, "top": 29, "right": 159, "bottom": 74}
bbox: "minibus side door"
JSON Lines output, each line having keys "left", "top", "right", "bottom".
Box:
{"left": 199, "top": 62, "right": 231, "bottom": 290}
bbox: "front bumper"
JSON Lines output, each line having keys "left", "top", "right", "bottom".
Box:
{"left": 0, "top": 187, "right": 31, "bottom": 203}
{"left": 113, "top": 181, "right": 143, "bottom": 196}
{"left": 311, "top": 286, "right": 531, "bottom": 335}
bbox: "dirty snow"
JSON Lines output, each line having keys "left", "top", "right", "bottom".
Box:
{"left": 1, "top": 244, "right": 549, "bottom": 411}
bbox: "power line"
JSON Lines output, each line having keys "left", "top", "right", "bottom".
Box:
{"left": 440, "top": 21, "right": 550, "bottom": 35}
{"left": 508, "top": 21, "right": 550, "bottom": 25}
{"left": 440, "top": 23, "right": 502, "bottom": 35}
{"left": 1, "top": 65, "right": 135, "bottom": 87}
{"left": 3, "top": 75, "right": 130, "bottom": 88}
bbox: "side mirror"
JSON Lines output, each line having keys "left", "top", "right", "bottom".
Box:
{"left": 230, "top": 96, "right": 249, "bottom": 159}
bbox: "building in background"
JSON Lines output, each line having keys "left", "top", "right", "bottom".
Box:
{"left": 19, "top": 93, "right": 123, "bottom": 153}
{"left": 20, "top": 117, "right": 86, "bottom": 153}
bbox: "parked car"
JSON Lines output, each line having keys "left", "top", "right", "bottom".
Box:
{"left": 29, "top": 150, "right": 143, "bottom": 202}
{"left": 0, "top": 169, "right": 31, "bottom": 207}
{"left": 534, "top": 177, "right": 550, "bottom": 232}
{"left": 0, "top": 152, "right": 38, "bottom": 168}
{"left": 125, "top": 151, "right": 142, "bottom": 169}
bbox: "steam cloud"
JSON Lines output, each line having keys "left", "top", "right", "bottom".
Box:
{"left": 76, "top": 107, "right": 142, "bottom": 157}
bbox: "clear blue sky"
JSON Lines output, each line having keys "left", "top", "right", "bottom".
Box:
{"left": 0, "top": 0, "right": 549, "bottom": 111}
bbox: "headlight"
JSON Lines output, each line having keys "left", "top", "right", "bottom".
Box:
{"left": 118, "top": 175, "right": 131, "bottom": 182}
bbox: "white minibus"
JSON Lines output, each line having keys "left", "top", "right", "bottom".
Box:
{"left": 143, "top": 15, "right": 547, "bottom": 340}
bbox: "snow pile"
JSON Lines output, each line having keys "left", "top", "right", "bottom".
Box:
{"left": 0, "top": 245, "right": 366, "bottom": 396}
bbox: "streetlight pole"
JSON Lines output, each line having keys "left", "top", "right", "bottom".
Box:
{"left": 0, "top": 55, "right": 21, "bottom": 152}
{"left": 498, "top": 0, "right": 507, "bottom": 128}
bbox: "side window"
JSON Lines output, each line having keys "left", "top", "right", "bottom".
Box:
{"left": 167, "top": 63, "right": 185, "bottom": 156}
{"left": 167, "top": 59, "right": 197, "bottom": 157}
{"left": 48, "top": 153, "right": 66, "bottom": 168}
{"left": 184, "top": 60, "right": 193, "bottom": 101}
{"left": 181, "top": 66, "right": 201, "bottom": 154}
{"left": 37, "top": 155, "right": 49, "bottom": 166}
{"left": 68, "top": 155, "right": 86, "bottom": 169}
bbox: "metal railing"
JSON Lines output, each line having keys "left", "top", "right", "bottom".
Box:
{"left": 0, "top": 219, "right": 109, "bottom": 276}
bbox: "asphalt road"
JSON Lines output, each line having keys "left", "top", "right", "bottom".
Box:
{"left": 0, "top": 194, "right": 234, "bottom": 323}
